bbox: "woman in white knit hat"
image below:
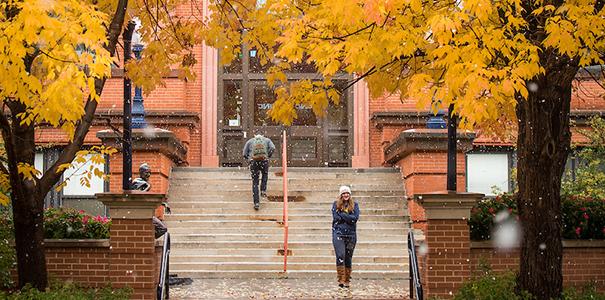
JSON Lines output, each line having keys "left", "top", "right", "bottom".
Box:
{"left": 331, "top": 185, "right": 360, "bottom": 288}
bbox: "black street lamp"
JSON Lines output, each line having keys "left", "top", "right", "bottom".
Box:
{"left": 427, "top": 105, "right": 458, "bottom": 192}
{"left": 446, "top": 104, "right": 457, "bottom": 192}
{"left": 122, "top": 21, "right": 135, "bottom": 191}
{"left": 132, "top": 44, "right": 147, "bottom": 129}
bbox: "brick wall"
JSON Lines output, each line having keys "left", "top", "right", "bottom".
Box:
{"left": 417, "top": 219, "right": 472, "bottom": 297}
{"left": 109, "top": 219, "right": 158, "bottom": 299}
{"left": 45, "top": 241, "right": 110, "bottom": 287}
{"left": 108, "top": 152, "right": 173, "bottom": 194}
{"left": 470, "top": 241, "right": 605, "bottom": 292}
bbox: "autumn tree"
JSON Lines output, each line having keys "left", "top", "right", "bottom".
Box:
{"left": 203, "top": 0, "right": 605, "bottom": 298}
{"left": 0, "top": 0, "right": 201, "bottom": 290}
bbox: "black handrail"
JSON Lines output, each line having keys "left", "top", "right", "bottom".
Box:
{"left": 408, "top": 231, "right": 423, "bottom": 300}
{"left": 157, "top": 232, "right": 171, "bottom": 300}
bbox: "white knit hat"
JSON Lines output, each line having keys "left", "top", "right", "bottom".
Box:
{"left": 339, "top": 185, "right": 351, "bottom": 196}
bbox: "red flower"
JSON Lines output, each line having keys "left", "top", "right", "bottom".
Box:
{"left": 82, "top": 215, "right": 90, "bottom": 224}
{"left": 488, "top": 208, "right": 495, "bottom": 214}
{"left": 576, "top": 227, "right": 582, "bottom": 236}
{"left": 580, "top": 207, "right": 587, "bottom": 212}
{"left": 583, "top": 213, "right": 589, "bottom": 220}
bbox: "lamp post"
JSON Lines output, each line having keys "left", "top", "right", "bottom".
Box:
{"left": 427, "top": 106, "right": 457, "bottom": 191}
{"left": 131, "top": 43, "right": 147, "bottom": 129}
{"left": 446, "top": 104, "right": 458, "bottom": 191}
{"left": 122, "top": 21, "right": 135, "bottom": 191}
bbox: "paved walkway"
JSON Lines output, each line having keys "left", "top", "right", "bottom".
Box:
{"left": 169, "top": 278, "right": 409, "bottom": 299}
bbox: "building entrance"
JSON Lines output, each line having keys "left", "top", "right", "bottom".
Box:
{"left": 217, "top": 48, "right": 352, "bottom": 167}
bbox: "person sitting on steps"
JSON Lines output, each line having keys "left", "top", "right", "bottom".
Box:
{"left": 242, "top": 133, "right": 275, "bottom": 210}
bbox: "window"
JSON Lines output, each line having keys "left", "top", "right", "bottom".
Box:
{"left": 467, "top": 152, "right": 510, "bottom": 196}
{"left": 62, "top": 154, "right": 105, "bottom": 196}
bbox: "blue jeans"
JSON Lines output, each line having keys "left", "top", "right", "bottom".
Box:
{"left": 249, "top": 160, "right": 269, "bottom": 205}
{"left": 332, "top": 234, "right": 356, "bottom": 267}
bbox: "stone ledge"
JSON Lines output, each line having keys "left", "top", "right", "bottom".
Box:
{"left": 414, "top": 191, "right": 483, "bottom": 220}
{"left": 97, "top": 128, "right": 187, "bottom": 164}
{"left": 44, "top": 239, "right": 110, "bottom": 248}
{"left": 384, "top": 129, "right": 475, "bottom": 164}
{"left": 471, "top": 239, "right": 605, "bottom": 249}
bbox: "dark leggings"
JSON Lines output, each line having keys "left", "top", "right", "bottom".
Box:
{"left": 332, "top": 234, "right": 356, "bottom": 267}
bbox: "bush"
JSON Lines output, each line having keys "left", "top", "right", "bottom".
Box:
{"left": 0, "top": 282, "right": 131, "bottom": 299}
{"left": 454, "top": 271, "right": 532, "bottom": 300}
{"left": 469, "top": 193, "right": 518, "bottom": 241}
{"left": 562, "top": 195, "right": 605, "bottom": 240}
{"left": 0, "top": 206, "right": 15, "bottom": 290}
{"left": 469, "top": 193, "right": 605, "bottom": 240}
{"left": 562, "top": 116, "right": 605, "bottom": 200}
{"left": 44, "top": 208, "right": 110, "bottom": 239}
{"left": 453, "top": 269, "right": 605, "bottom": 300}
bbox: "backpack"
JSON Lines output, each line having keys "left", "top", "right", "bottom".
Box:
{"left": 251, "top": 137, "right": 268, "bottom": 161}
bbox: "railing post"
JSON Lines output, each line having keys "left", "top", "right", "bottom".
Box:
{"left": 282, "top": 129, "right": 289, "bottom": 272}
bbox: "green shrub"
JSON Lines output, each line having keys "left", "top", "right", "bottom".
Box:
{"left": 468, "top": 193, "right": 518, "bottom": 241}
{"left": 454, "top": 271, "right": 532, "bottom": 300}
{"left": 43, "top": 208, "right": 110, "bottom": 239}
{"left": 562, "top": 116, "right": 605, "bottom": 200}
{"left": 562, "top": 285, "right": 605, "bottom": 300}
{"left": 453, "top": 270, "right": 605, "bottom": 300}
{"left": 0, "top": 282, "right": 131, "bottom": 299}
{"left": 469, "top": 193, "right": 605, "bottom": 240}
{"left": 0, "top": 206, "right": 15, "bottom": 290}
{"left": 562, "top": 195, "right": 605, "bottom": 239}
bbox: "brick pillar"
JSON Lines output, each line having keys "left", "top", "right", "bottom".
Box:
{"left": 97, "top": 192, "right": 164, "bottom": 300}
{"left": 97, "top": 129, "right": 187, "bottom": 194}
{"left": 414, "top": 192, "right": 482, "bottom": 298}
{"left": 384, "top": 129, "right": 475, "bottom": 231}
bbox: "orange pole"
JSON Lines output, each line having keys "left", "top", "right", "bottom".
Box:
{"left": 282, "top": 129, "right": 289, "bottom": 272}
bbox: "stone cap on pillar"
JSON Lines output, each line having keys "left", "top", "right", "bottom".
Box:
{"left": 97, "top": 128, "right": 187, "bottom": 165}
{"left": 97, "top": 191, "right": 165, "bottom": 219}
{"left": 384, "top": 128, "right": 475, "bottom": 164}
{"left": 414, "top": 191, "right": 484, "bottom": 220}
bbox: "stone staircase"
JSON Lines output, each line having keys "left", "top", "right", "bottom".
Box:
{"left": 164, "top": 167, "right": 411, "bottom": 279}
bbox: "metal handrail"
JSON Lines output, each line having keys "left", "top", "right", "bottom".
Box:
{"left": 282, "top": 129, "right": 289, "bottom": 272}
{"left": 157, "top": 232, "right": 171, "bottom": 300}
{"left": 408, "top": 231, "right": 423, "bottom": 300}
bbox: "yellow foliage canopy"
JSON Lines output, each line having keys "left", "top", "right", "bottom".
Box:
{"left": 204, "top": 0, "right": 605, "bottom": 131}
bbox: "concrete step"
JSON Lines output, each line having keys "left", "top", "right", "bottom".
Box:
{"left": 167, "top": 213, "right": 406, "bottom": 222}
{"left": 167, "top": 201, "right": 405, "bottom": 209}
{"left": 164, "top": 220, "right": 411, "bottom": 229}
{"left": 166, "top": 227, "right": 407, "bottom": 235}
{"left": 170, "top": 233, "right": 406, "bottom": 242}
{"left": 169, "top": 181, "right": 404, "bottom": 190}
{"left": 170, "top": 248, "right": 409, "bottom": 257}
{"left": 166, "top": 195, "right": 405, "bottom": 203}
{"left": 169, "top": 255, "right": 407, "bottom": 264}
{"left": 171, "top": 241, "right": 407, "bottom": 249}
{"left": 171, "top": 270, "right": 409, "bottom": 279}
{"left": 170, "top": 262, "right": 406, "bottom": 271}
{"left": 166, "top": 192, "right": 405, "bottom": 200}
{"left": 165, "top": 207, "right": 404, "bottom": 215}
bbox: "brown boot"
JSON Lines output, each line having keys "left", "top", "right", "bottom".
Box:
{"left": 344, "top": 267, "right": 352, "bottom": 288}
{"left": 336, "top": 266, "right": 346, "bottom": 287}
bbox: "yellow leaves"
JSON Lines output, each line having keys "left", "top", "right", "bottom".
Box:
{"left": 17, "top": 163, "right": 41, "bottom": 181}
{"left": 55, "top": 146, "right": 115, "bottom": 192}
{"left": 0, "top": 0, "right": 112, "bottom": 139}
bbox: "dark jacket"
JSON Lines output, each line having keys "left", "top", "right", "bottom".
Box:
{"left": 332, "top": 201, "right": 360, "bottom": 236}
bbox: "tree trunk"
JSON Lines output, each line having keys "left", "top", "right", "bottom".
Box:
{"left": 12, "top": 184, "right": 47, "bottom": 290}
{"left": 515, "top": 60, "right": 576, "bottom": 299}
